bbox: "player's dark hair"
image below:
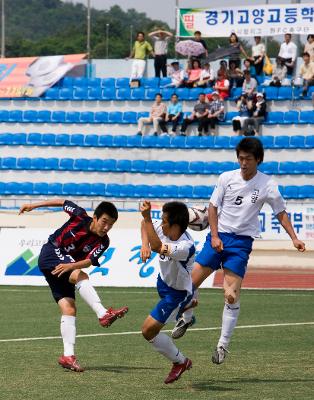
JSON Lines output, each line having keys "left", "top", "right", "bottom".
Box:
{"left": 236, "top": 138, "right": 264, "bottom": 165}
{"left": 307, "top": 34, "right": 314, "bottom": 41}
{"left": 155, "top": 93, "right": 162, "bottom": 98}
{"left": 162, "top": 201, "right": 189, "bottom": 233}
{"left": 94, "top": 201, "right": 118, "bottom": 220}
{"left": 137, "top": 31, "right": 145, "bottom": 38}
{"left": 302, "top": 52, "right": 310, "bottom": 57}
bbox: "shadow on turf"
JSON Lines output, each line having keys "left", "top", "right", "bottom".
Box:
{"left": 87, "top": 365, "right": 163, "bottom": 373}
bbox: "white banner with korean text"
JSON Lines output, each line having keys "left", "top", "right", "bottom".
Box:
{"left": 178, "top": 4, "right": 314, "bottom": 37}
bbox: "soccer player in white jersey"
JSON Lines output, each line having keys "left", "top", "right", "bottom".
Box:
{"left": 140, "top": 200, "right": 195, "bottom": 384}
{"left": 172, "top": 137, "right": 306, "bottom": 364}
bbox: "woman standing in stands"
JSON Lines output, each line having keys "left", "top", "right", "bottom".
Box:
{"left": 249, "top": 36, "right": 265, "bottom": 76}
{"left": 228, "top": 33, "right": 248, "bottom": 69}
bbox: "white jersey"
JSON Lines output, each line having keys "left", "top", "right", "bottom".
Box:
{"left": 210, "top": 169, "right": 286, "bottom": 238}
{"left": 153, "top": 220, "right": 195, "bottom": 293}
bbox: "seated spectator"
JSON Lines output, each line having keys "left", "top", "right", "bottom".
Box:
{"left": 232, "top": 94, "right": 251, "bottom": 135}
{"left": 304, "top": 34, "right": 314, "bottom": 63}
{"left": 243, "top": 58, "right": 256, "bottom": 77}
{"left": 227, "top": 61, "right": 244, "bottom": 88}
{"left": 207, "top": 91, "right": 225, "bottom": 135}
{"left": 249, "top": 36, "right": 265, "bottom": 76}
{"left": 159, "top": 94, "right": 183, "bottom": 135}
{"left": 197, "top": 62, "right": 214, "bottom": 87}
{"left": 217, "top": 60, "right": 228, "bottom": 79}
{"left": 180, "top": 93, "right": 209, "bottom": 136}
{"left": 242, "top": 71, "right": 257, "bottom": 99}
{"left": 299, "top": 52, "right": 314, "bottom": 97}
{"left": 166, "top": 61, "right": 185, "bottom": 87}
{"left": 185, "top": 59, "right": 202, "bottom": 87}
{"left": 214, "top": 71, "right": 230, "bottom": 100}
{"left": 243, "top": 92, "right": 267, "bottom": 136}
{"left": 278, "top": 33, "right": 297, "bottom": 76}
{"left": 267, "top": 57, "right": 287, "bottom": 87}
{"left": 137, "top": 93, "right": 166, "bottom": 136}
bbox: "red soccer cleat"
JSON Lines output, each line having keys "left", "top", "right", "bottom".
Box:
{"left": 58, "top": 355, "right": 84, "bottom": 372}
{"left": 164, "top": 358, "right": 192, "bottom": 384}
{"left": 99, "top": 306, "right": 129, "bottom": 328}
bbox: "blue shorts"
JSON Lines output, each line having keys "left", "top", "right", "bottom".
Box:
{"left": 150, "top": 275, "right": 194, "bottom": 324}
{"left": 195, "top": 232, "right": 254, "bottom": 278}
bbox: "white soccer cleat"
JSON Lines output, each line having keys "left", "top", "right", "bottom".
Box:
{"left": 211, "top": 345, "right": 229, "bottom": 364}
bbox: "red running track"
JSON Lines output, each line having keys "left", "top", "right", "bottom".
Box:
{"left": 213, "top": 267, "right": 314, "bottom": 289}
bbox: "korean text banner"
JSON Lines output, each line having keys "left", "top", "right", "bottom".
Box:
{"left": 178, "top": 4, "right": 314, "bottom": 37}
{"left": 0, "top": 54, "right": 86, "bottom": 98}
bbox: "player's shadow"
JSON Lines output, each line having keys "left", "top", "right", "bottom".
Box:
{"left": 87, "top": 365, "right": 163, "bottom": 373}
{"left": 191, "top": 381, "right": 240, "bottom": 392}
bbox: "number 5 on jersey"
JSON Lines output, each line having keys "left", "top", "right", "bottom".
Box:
{"left": 234, "top": 196, "right": 243, "bottom": 205}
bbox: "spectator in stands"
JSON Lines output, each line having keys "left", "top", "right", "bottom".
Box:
{"left": 180, "top": 93, "right": 209, "bottom": 136}
{"left": 243, "top": 92, "right": 267, "bottom": 136}
{"left": 159, "top": 94, "right": 183, "bottom": 135}
{"left": 213, "top": 71, "right": 230, "bottom": 100}
{"left": 278, "top": 33, "right": 297, "bottom": 76}
{"left": 148, "top": 29, "right": 173, "bottom": 78}
{"left": 249, "top": 36, "right": 265, "bottom": 76}
{"left": 228, "top": 32, "right": 248, "bottom": 68}
{"left": 207, "top": 91, "right": 225, "bottom": 135}
{"left": 166, "top": 61, "right": 185, "bottom": 87}
{"left": 243, "top": 58, "right": 256, "bottom": 77}
{"left": 137, "top": 93, "right": 166, "bottom": 136}
{"left": 242, "top": 70, "right": 257, "bottom": 99}
{"left": 227, "top": 61, "right": 244, "bottom": 88}
{"left": 197, "top": 62, "right": 215, "bottom": 87}
{"left": 128, "top": 32, "right": 154, "bottom": 81}
{"left": 217, "top": 60, "right": 228, "bottom": 79}
{"left": 185, "top": 59, "right": 202, "bottom": 87}
{"left": 299, "top": 52, "right": 314, "bottom": 97}
{"left": 232, "top": 94, "right": 251, "bottom": 135}
{"left": 267, "top": 57, "right": 287, "bottom": 87}
{"left": 193, "top": 31, "right": 208, "bottom": 59}
{"left": 304, "top": 34, "right": 314, "bottom": 63}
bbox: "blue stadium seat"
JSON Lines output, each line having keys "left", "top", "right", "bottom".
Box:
{"left": 101, "top": 87, "right": 116, "bottom": 100}
{"left": 259, "top": 161, "right": 279, "bottom": 174}
{"left": 73, "top": 158, "right": 89, "bottom": 171}
{"left": 51, "top": 111, "right": 66, "bottom": 123}
{"left": 175, "top": 88, "right": 189, "bottom": 100}
{"left": 87, "top": 159, "right": 103, "bottom": 171}
{"left": 37, "top": 110, "right": 51, "bottom": 123}
{"left": 299, "top": 111, "right": 314, "bottom": 124}
{"left": 11, "top": 133, "right": 27, "bottom": 145}
{"left": 44, "top": 88, "right": 60, "bottom": 100}
{"left": 133, "top": 184, "right": 151, "bottom": 198}
{"left": 17, "top": 182, "right": 33, "bottom": 195}
{"left": 189, "top": 161, "right": 205, "bottom": 174}
{"left": 161, "top": 88, "right": 175, "bottom": 100}
{"left": 298, "top": 185, "right": 314, "bottom": 199}
{"left": 94, "top": 111, "right": 109, "bottom": 124}
{"left": 130, "top": 88, "right": 145, "bottom": 100}
{"left": 0, "top": 110, "right": 9, "bottom": 122}
{"left": 145, "top": 160, "right": 160, "bottom": 173}
{"left": 101, "top": 78, "right": 116, "bottom": 88}
{"left": 9, "top": 110, "right": 23, "bottom": 122}
{"left": 59, "top": 88, "right": 73, "bottom": 100}
{"left": 59, "top": 158, "right": 74, "bottom": 170}
{"left": 214, "top": 136, "right": 230, "bottom": 148}
{"left": 145, "top": 88, "right": 160, "bottom": 100}
{"left": 126, "top": 135, "right": 142, "bottom": 148}
{"left": 123, "top": 111, "right": 137, "bottom": 124}
{"left": 88, "top": 78, "right": 101, "bottom": 88}
{"left": 169, "top": 135, "right": 186, "bottom": 149}
{"left": 48, "top": 182, "right": 63, "bottom": 195}
{"left": 185, "top": 136, "right": 200, "bottom": 149}
{"left": 308, "top": 162, "right": 314, "bottom": 174}
{"left": 60, "top": 77, "right": 73, "bottom": 88}
{"left": 294, "top": 161, "right": 310, "bottom": 174}
{"left": 115, "top": 78, "right": 129, "bottom": 89}
{"left": 90, "top": 183, "right": 106, "bottom": 196}
{"left": 178, "top": 185, "right": 194, "bottom": 198}
{"left": 98, "top": 135, "right": 113, "bottom": 147}
{"left": 148, "top": 185, "right": 164, "bottom": 198}
{"left": 119, "top": 184, "right": 136, "bottom": 197}
{"left": 45, "top": 158, "right": 59, "bottom": 170}
{"left": 137, "top": 111, "right": 150, "bottom": 120}
{"left": 141, "top": 77, "right": 159, "bottom": 88}
{"left": 88, "top": 87, "right": 102, "bottom": 100}
{"left": 3, "top": 181, "right": 19, "bottom": 195}
{"left": 105, "top": 183, "right": 121, "bottom": 197}
{"left": 155, "top": 135, "right": 171, "bottom": 148}
{"left": 159, "top": 77, "right": 172, "bottom": 87}
{"left": 112, "top": 135, "right": 128, "bottom": 147}
{"left": 27, "top": 133, "right": 42, "bottom": 146}
{"left": 55, "top": 134, "right": 70, "bottom": 146}
{"left": 289, "top": 135, "right": 305, "bottom": 148}
{"left": 273, "top": 136, "right": 290, "bottom": 149}
{"left": 80, "top": 111, "right": 94, "bottom": 123}
{"left": 174, "top": 161, "right": 190, "bottom": 174}
{"left": 192, "top": 185, "right": 213, "bottom": 198}
{"left": 62, "top": 183, "right": 78, "bottom": 196}
{"left": 40, "top": 133, "right": 56, "bottom": 146}
{"left": 65, "top": 111, "right": 80, "bottom": 124}
{"left": 84, "top": 134, "right": 99, "bottom": 147}
{"left": 16, "top": 158, "right": 31, "bottom": 170}
{"left": 70, "top": 133, "right": 84, "bottom": 147}
{"left": 141, "top": 136, "right": 158, "bottom": 148}
{"left": 159, "top": 161, "right": 175, "bottom": 174}
{"left": 30, "top": 157, "right": 45, "bottom": 170}
{"left": 73, "top": 87, "right": 89, "bottom": 100}
{"left": 223, "top": 112, "right": 239, "bottom": 124}
{"left": 230, "top": 87, "right": 242, "bottom": 100}
{"left": 131, "top": 160, "right": 146, "bottom": 173}
{"left": 265, "top": 111, "right": 284, "bottom": 125}
{"left": 76, "top": 183, "right": 92, "bottom": 196}
{"left": 258, "top": 136, "right": 274, "bottom": 149}
{"left": 198, "top": 136, "right": 215, "bottom": 149}
{"left": 278, "top": 162, "right": 296, "bottom": 175}
{"left": 108, "top": 111, "right": 123, "bottom": 123}
{"left": 116, "top": 88, "right": 131, "bottom": 100}
{"left": 188, "top": 88, "right": 203, "bottom": 101}
{"left": 33, "top": 182, "right": 48, "bottom": 195}
{"left": 23, "top": 110, "right": 38, "bottom": 123}
{"left": 203, "top": 161, "right": 218, "bottom": 174}
{"left": 102, "top": 159, "right": 116, "bottom": 172}
{"left": 218, "top": 161, "right": 236, "bottom": 174}
{"left": 277, "top": 87, "right": 292, "bottom": 100}
{"left": 163, "top": 185, "right": 179, "bottom": 198}
{"left": 116, "top": 159, "right": 132, "bottom": 172}
{"left": 263, "top": 86, "right": 278, "bottom": 101}
{"left": 305, "top": 135, "right": 314, "bottom": 148}
{"left": 72, "top": 77, "right": 89, "bottom": 87}
{"left": 283, "top": 110, "right": 299, "bottom": 124}
{"left": 0, "top": 133, "right": 13, "bottom": 145}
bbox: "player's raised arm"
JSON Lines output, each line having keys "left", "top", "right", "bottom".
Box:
{"left": 18, "top": 199, "right": 65, "bottom": 214}
{"left": 276, "top": 210, "right": 306, "bottom": 252}
{"left": 140, "top": 201, "right": 162, "bottom": 253}
{"left": 140, "top": 220, "right": 152, "bottom": 262}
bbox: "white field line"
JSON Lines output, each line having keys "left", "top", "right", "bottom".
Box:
{"left": 0, "top": 321, "right": 313, "bottom": 344}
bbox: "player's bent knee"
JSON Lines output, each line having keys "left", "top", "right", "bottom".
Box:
{"left": 69, "top": 269, "right": 88, "bottom": 284}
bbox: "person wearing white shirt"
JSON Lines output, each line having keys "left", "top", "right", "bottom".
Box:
{"left": 278, "top": 33, "right": 298, "bottom": 75}
{"left": 250, "top": 36, "right": 265, "bottom": 76}
{"left": 140, "top": 201, "right": 195, "bottom": 384}
{"left": 172, "top": 138, "right": 306, "bottom": 364}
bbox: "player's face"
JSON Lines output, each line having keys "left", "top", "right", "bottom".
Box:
{"left": 237, "top": 151, "right": 259, "bottom": 179}
{"left": 93, "top": 213, "right": 116, "bottom": 237}
{"left": 161, "top": 213, "right": 171, "bottom": 237}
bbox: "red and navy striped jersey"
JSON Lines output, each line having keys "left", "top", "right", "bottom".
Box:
{"left": 48, "top": 200, "right": 109, "bottom": 266}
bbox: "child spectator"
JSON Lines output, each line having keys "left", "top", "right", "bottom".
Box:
{"left": 243, "top": 92, "right": 267, "bottom": 136}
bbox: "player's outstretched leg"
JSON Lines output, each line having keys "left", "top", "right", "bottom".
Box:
{"left": 171, "top": 298, "right": 197, "bottom": 339}
{"left": 74, "top": 273, "right": 128, "bottom": 328}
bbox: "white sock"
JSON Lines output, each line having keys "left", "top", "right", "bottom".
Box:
{"left": 218, "top": 301, "right": 240, "bottom": 349}
{"left": 60, "top": 315, "right": 76, "bottom": 356}
{"left": 182, "top": 290, "right": 198, "bottom": 323}
{"left": 75, "top": 279, "right": 107, "bottom": 318}
{"left": 150, "top": 332, "right": 186, "bottom": 364}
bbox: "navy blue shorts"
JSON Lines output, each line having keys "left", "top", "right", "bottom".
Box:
{"left": 38, "top": 243, "right": 76, "bottom": 303}
{"left": 150, "top": 275, "right": 194, "bottom": 324}
{"left": 195, "top": 232, "right": 254, "bottom": 278}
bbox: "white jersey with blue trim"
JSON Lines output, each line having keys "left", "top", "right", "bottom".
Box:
{"left": 153, "top": 220, "right": 195, "bottom": 293}
{"left": 210, "top": 169, "right": 286, "bottom": 238}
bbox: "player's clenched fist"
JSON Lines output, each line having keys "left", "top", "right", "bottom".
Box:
{"left": 19, "top": 204, "right": 34, "bottom": 214}
{"left": 140, "top": 200, "right": 152, "bottom": 220}
{"left": 211, "top": 236, "right": 224, "bottom": 252}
